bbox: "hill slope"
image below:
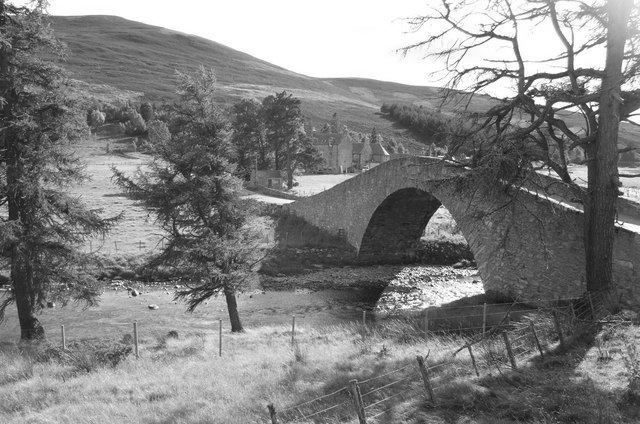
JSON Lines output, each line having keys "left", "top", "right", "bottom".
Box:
{"left": 51, "top": 15, "right": 638, "bottom": 154}
{"left": 51, "top": 15, "right": 490, "bottom": 151}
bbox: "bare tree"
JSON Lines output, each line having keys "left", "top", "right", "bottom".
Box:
{"left": 403, "top": 0, "right": 640, "bottom": 296}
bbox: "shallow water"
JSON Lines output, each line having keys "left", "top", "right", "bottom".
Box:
{"left": 0, "top": 265, "right": 482, "bottom": 342}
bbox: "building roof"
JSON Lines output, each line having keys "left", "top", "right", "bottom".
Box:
{"left": 352, "top": 143, "right": 364, "bottom": 154}
{"left": 371, "top": 143, "right": 390, "bottom": 157}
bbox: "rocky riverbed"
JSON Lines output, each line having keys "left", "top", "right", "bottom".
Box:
{"left": 261, "top": 263, "right": 484, "bottom": 313}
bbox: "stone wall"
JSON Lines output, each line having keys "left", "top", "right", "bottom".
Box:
{"left": 286, "top": 157, "right": 640, "bottom": 308}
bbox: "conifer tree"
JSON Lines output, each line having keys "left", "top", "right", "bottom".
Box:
{"left": 0, "top": 1, "right": 111, "bottom": 340}
{"left": 114, "top": 67, "right": 260, "bottom": 332}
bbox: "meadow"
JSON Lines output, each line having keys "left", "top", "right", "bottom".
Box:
{"left": 1, "top": 307, "right": 639, "bottom": 423}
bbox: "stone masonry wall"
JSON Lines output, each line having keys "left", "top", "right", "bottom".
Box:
{"left": 286, "top": 157, "right": 640, "bottom": 308}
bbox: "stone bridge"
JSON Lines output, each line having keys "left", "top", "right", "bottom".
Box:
{"left": 285, "top": 157, "right": 640, "bottom": 307}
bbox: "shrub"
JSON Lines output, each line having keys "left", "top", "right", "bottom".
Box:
{"left": 140, "top": 102, "right": 155, "bottom": 122}
{"left": 147, "top": 119, "right": 170, "bottom": 145}
{"left": 37, "top": 341, "right": 133, "bottom": 373}
{"left": 124, "top": 110, "right": 147, "bottom": 136}
{"left": 88, "top": 109, "right": 106, "bottom": 129}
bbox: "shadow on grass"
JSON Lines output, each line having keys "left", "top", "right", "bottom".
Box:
{"left": 417, "top": 324, "right": 640, "bottom": 424}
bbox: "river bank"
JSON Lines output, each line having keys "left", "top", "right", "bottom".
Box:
{"left": 0, "top": 264, "right": 483, "bottom": 341}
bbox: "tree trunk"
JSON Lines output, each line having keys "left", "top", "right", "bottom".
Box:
{"left": 0, "top": 14, "right": 43, "bottom": 341}
{"left": 287, "top": 169, "right": 294, "bottom": 189}
{"left": 12, "top": 252, "right": 44, "bottom": 340}
{"left": 584, "top": 0, "right": 632, "bottom": 295}
{"left": 6, "top": 131, "right": 43, "bottom": 340}
{"left": 223, "top": 285, "right": 243, "bottom": 332}
{"left": 6, "top": 130, "right": 44, "bottom": 340}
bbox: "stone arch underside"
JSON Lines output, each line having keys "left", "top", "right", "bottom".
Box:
{"left": 359, "top": 187, "right": 465, "bottom": 262}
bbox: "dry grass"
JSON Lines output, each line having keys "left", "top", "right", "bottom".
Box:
{"left": 0, "top": 322, "right": 462, "bottom": 424}
{"left": 70, "top": 134, "right": 163, "bottom": 258}
{"left": 1, "top": 311, "right": 639, "bottom": 423}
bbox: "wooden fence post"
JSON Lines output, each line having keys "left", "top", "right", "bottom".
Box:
{"left": 291, "top": 315, "right": 296, "bottom": 346}
{"left": 467, "top": 345, "right": 480, "bottom": 377}
{"left": 529, "top": 322, "right": 544, "bottom": 359}
{"left": 219, "top": 319, "right": 223, "bottom": 357}
{"left": 502, "top": 332, "right": 517, "bottom": 369}
{"left": 61, "top": 325, "right": 66, "bottom": 350}
{"left": 349, "top": 379, "right": 367, "bottom": 424}
{"left": 424, "top": 310, "right": 429, "bottom": 338}
{"left": 416, "top": 355, "right": 435, "bottom": 403}
{"left": 587, "top": 292, "right": 596, "bottom": 319}
{"left": 133, "top": 321, "right": 139, "bottom": 359}
{"left": 267, "top": 403, "right": 279, "bottom": 424}
{"left": 362, "top": 310, "right": 367, "bottom": 327}
{"left": 551, "top": 310, "right": 565, "bottom": 348}
{"left": 482, "top": 303, "right": 487, "bottom": 336}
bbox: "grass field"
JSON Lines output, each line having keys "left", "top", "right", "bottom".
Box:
{"left": 1, "top": 310, "right": 639, "bottom": 423}
{"left": 69, "top": 133, "right": 163, "bottom": 258}
{"left": 290, "top": 174, "right": 357, "bottom": 196}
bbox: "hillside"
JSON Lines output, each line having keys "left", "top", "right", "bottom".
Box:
{"left": 51, "top": 15, "right": 639, "bottom": 154}
{"left": 50, "top": 15, "right": 496, "bottom": 152}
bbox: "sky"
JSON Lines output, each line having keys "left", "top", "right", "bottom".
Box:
{"left": 44, "top": 0, "right": 440, "bottom": 87}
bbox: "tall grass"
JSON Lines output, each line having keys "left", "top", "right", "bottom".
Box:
{"left": 2, "top": 317, "right": 639, "bottom": 423}
{"left": 0, "top": 321, "right": 459, "bottom": 424}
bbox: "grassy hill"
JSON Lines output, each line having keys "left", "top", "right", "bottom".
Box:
{"left": 51, "top": 15, "right": 639, "bottom": 155}
{"left": 50, "top": 15, "right": 498, "bottom": 152}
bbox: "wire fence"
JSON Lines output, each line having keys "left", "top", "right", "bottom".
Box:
{"left": 266, "top": 290, "right": 630, "bottom": 424}
{"left": 25, "top": 288, "right": 628, "bottom": 424}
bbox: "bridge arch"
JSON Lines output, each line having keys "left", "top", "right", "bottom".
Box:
{"left": 285, "top": 157, "right": 640, "bottom": 307}
{"left": 358, "top": 187, "right": 474, "bottom": 264}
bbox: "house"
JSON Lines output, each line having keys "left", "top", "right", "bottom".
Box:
{"left": 370, "top": 142, "right": 390, "bottom": 164}
{"left": 312, "top": 129, "right": 392, "bottom": 174}
{"left": 250, "top": 169, "right": 285, "bottom": 189}
{"left": 352, "top": 137, "right": 372, "bottom": 169}
{"left": 312, "top": 129, "right": 354, "bottom": 173}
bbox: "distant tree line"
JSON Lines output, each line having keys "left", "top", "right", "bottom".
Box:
{"left": 380, "top": 103, "right": 452, "bottom": 146}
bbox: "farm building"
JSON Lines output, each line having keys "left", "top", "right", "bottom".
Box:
{"left": 250, "top": 169, "right": 285, "bottom": 189}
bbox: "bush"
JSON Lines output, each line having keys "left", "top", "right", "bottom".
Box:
{"left": 124, "top": 110, "right": 147, "bottom": 136}
{"left": 140, "top": 102, "right": 155, "bottom": 122}
{"left": 37, "top": 341, "right": 133, "bottom": 373}
{"left": 88, "top": 109, "right": 106, "bottom": 129}
{"left": 147, "top": 119, "right": 170, "bottom": 145}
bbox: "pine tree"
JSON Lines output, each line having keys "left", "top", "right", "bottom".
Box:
{"left": 0, "top": 1, "right": 111, "bottom": 340}
{"left": 370, "top": 127, "right": 379, "bottom": 144}
{"left": 262, "top": 91, "right": 302, "bottom": 172}
{"left": 113, "top": 67, "right": 261, "bottom": 332}
{"left": 231, "top": 98, "right": 269, "bottom": 179}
